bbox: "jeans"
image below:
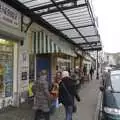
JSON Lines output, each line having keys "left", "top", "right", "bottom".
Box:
{"left": 34, "top": 110, "right": 50, "bottom": 120}
{"left": 65, "top": 106, "right": 73, "bottom": 120}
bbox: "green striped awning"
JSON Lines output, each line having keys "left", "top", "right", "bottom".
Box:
{"left": 32, "top": 31, "right": 61, "bottom": 54}
{"left": 32, "top": 31, "right": 76, "bottom": 57}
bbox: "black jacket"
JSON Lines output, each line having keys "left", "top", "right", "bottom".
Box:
{"left": 59, "top": 77, "right": 80, "bottom": 106}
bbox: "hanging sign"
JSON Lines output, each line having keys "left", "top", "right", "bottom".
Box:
{"left": 0, "top": 1, "right": 20, "bottom": 28}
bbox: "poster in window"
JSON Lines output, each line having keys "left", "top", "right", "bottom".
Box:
{"left": 21, "top": 72, "right": 27, "bottom": 80}
{"left": 0, "top": 64, "right": 4, "bottom": 93}
{"left": 4, "top": 64, "right": 13, "bottom": 97}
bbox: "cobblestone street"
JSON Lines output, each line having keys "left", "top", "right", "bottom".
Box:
{"left": 0, "top": 77, "right": 100, "bottom": 120}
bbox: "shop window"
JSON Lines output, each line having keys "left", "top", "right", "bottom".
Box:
{"left": 0, "top": 41, "right": 14, "bottom": 98}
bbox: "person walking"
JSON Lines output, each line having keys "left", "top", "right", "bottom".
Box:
{"left": 71, "top": 67, "right": 81, "bottom": 91}
{"left": 28, "top": 79, "right": 34, "bottom": 105}
{"left": 32, "top": 70, "right": 51, "bottom": 120}
{"left": 90, "top": 67, "right": 94, "bottom": 80}
{"left": 50, "top": 71, "right": 62, "bottom": 110}
{"left": 83, "top": 65, "right": 87, "bottom": 76}
{"left": 59, "top": 71, "right": 80, "bottom": 120}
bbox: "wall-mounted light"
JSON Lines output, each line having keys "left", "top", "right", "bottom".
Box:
{"left": 23, "top": 16, "right": 31, "bottom": 25}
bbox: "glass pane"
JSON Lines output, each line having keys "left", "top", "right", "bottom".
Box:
{"left": 72, "top": 38, "right": 85, "bottom": 44}
{"left": 62, "top": 29, "right": 80, "bottom": 38}
{"left": 111, "top": 74, "right": 120, "bottom": 92}
{"left": 87, "top": 36, "right": 99, "bottom": 42}
{"left": 78, "top": 26, "right": 96, "bottom": 36}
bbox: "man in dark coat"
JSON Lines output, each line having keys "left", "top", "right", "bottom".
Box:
{"left": 59, "top": 71, "right": 80, "bottom": 120}
{"left": 90, "top": 67, "right": 94, "bottom": 80}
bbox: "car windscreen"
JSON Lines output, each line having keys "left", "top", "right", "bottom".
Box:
{"left": 104, "top": 74, "right": 120, "bottom": 108}
{"left": 111, "top": 74, "right": 120, "bottom": 92}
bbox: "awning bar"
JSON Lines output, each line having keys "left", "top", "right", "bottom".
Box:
{"left": 60, "top": 24, "right": 94, "bottom": 31}
{"left": 42, "top": 8, "right": 88, "bottom": 18}
{"left": 31, "top": 0, "right": 78, "bottom": 11}
{"left": 83, "top": 47, "right": 102, "bottom": 51}
{"left": 36, "top": 3, "right": 87, "bottom": 16}
{"left": 23, "top": 0, "right": 37, "bottom": 4}
{"left": 78, "top": 41, "right": 100, "bottom": 45}
{"left": 71, "top": 35, "right": 99, "bottom": 39}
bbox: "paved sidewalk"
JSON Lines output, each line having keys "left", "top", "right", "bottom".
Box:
{"left": 0, "top": 78, "right": 100, "bottom": 120}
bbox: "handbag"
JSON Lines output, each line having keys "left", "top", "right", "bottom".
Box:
{"left": 61, "top": 82, "right": 77, "bottom": 113}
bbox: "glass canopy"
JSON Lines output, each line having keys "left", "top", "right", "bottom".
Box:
{"left": 13, "top": 0, "right": 102, "bottom": 50}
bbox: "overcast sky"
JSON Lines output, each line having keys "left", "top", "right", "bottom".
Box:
{"left": 92, "top": 0, "right": 120, "bottom": 53}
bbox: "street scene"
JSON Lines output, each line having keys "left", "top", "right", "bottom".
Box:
{"left": 0, "top": 0, "right": 120, "bottom": 120}
{"left": 0, "top": 74, "right": 101, "bottom": 120}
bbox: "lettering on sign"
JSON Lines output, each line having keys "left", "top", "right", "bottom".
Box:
{"left": 0, "top": 1, "right": 20, "bottom": 28}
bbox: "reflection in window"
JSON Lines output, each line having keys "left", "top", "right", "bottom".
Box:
{"left": 111, "top": 74, "right": 120, "bottom": 92}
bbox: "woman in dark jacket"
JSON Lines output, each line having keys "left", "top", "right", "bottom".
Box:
{"left": 59, "top": 71, "right": 80, "bottom": 120}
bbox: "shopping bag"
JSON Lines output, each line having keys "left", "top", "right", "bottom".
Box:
{"left": 50, "top": 100, "right": 56, "bottom": 114}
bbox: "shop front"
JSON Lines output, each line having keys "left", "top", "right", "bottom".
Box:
{"left": 0, "top": 1, "right": 24, "bottom": 108}
{"left": 28, "top": 25, "right": 76, "bottom": 83}
{"left": 56, "top": 56, "right": 71, "bottom": 71}
{"left": 0, "top": 39, "right": 14, "bottom": 108}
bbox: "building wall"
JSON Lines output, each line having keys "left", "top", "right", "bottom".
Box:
{"left": 0, "top": 1, "right": 26, "bottom": 107}
{"left": 104, "top": 52, "right": 117, "bottom": 66}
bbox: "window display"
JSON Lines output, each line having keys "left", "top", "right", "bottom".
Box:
{"left": 57, "top": 57, "right": 71, "bottom": 71}
{"left": 0, "top": 43, "right": 13, "bottom": 98}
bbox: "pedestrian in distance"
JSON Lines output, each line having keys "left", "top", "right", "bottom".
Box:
{"left": 71, "top": 67, "right": 81, "bottom": 91}
{"left": 59, "top": 71, "right": 80, "bottom": 120}
{"left": 83, "top": 65, "right": 87, "bottom": 76}
{"left": 32, "top": 70, "right": 52, "bottom": 120}
{"left": 90, "top": 67, "right": 94, "bottom": 80}
{"left": 28, "top": 79, "right": 34, "bottom": 105}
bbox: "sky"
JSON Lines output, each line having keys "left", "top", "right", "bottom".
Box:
{"left": 92, "top": 0, "right": 120, "bottom": 53}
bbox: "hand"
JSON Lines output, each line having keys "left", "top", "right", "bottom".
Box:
{"left": 77, "top": 97, "right": 81, "bottom": 102}
{"left": 50, "top": 94, "right": 55, "bottom": 101}
{"left": 75, "top": 94, "right": 81, "bottom": 102}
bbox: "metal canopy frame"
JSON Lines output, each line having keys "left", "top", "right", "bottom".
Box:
{"left": 2, "top": 0, "right": 102, "bottom": 51}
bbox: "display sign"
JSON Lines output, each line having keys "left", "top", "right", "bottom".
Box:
{"left": 21, "top": 72, "right": 27, "bottom": 80}
{"left": 0, "top": 1, "right": 20, "bottom": 28}
{"left": 4, "top": 64, "right": 13, "bottom": 97}
{"left": 0, "top": 64, "right": 4, "bottom": 93}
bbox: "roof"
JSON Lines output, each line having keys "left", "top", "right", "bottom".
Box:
{"left": 2, "top": 0, "right": 102, "bottom": 51}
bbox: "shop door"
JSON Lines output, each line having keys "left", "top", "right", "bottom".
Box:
{"left": 36, "top": 56, "right": 51, "bottom": 83}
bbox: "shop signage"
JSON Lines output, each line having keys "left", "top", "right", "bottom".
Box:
{"left": 0, "top": 1, "right": 20, "bottom": 28}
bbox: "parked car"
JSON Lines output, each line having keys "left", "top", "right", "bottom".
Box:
{"left": 99, "top": 69, "right": 120, "bottom": 120}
